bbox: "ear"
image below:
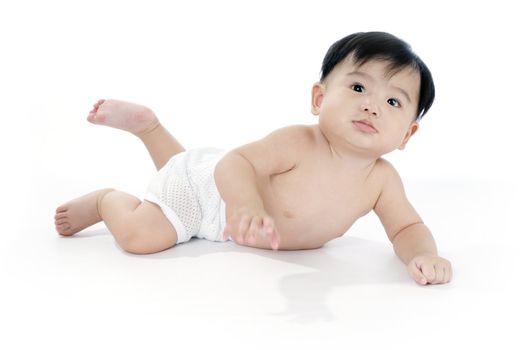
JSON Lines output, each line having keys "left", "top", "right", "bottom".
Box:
{"left": 398, "top": 122, "right": 419, "bottom": 150}
{"left": 311, "top": 83, "right": 325, "bottom": 115}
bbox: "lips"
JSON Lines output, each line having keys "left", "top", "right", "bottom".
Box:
{"left": 352, "top": 119, "right": 377, "bottom": 134}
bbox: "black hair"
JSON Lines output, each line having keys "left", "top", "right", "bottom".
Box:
{"left": 320, "top": 32, "right": 435, "bottom": 120}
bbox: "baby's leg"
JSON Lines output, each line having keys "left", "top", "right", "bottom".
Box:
{"left": 55, "top": 190, "right": 178, "bottom": 254}
{"left": 55, "top": 189, "right": 113, "bottom": 236}
{"left": 88, "top": 99, "right": 185, "bottom": 170}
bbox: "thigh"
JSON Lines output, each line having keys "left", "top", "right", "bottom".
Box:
{"left": 124, "top": 201, "right": 179, "bottom": 254}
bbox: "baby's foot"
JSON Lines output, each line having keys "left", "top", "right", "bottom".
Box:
{"left": 87, "top": 99, "right": 160, "bottom": 135}
{"left": 55, "top": 189, "right": 114, "bottom": 236}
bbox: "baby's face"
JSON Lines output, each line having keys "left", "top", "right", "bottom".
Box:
{"left": 312, "top": 57, "right": 421, "bottom": 156}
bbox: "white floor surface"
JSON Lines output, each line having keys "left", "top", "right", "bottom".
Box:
{"left": 2, "top": 176, "right": 526, "bottom": 349}
{"left": 2, "top": 1, "right": 527, "bottom": 348}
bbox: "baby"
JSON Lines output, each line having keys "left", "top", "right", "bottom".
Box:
{"left": 55, "top": 32, "right": 452, "bottom": 285}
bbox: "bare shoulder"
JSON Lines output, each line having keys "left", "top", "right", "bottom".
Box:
{"left": 375, "top": 158, "right": 399, "bottom": 175}
{"left": 372, "top": 158, "right": 422, "bottom": 240}
{"left": 232, "top": 124, "right": 317, "bottom": 175}
{"left": 266, "top": 124, "right": 317, "bottom": 145}
{"left": 370, "top": 157, "right": 403, "bottom": 186}
{"left": 235, "top": 124, "right": 316, "bottom": 155}
{"left": 371, "top": 157, "right": 414, "bottom": 215}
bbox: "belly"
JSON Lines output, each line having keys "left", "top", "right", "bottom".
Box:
{"left": 244, "top": 183, "right": 363, "bottom": 250}
{"left": 274, "top": 216, "right": 347, "bottom": 249}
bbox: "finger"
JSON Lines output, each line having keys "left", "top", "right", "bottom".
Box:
{"left": 443, "top": 265, "right": 451, "bottom": 283}
{"left": 407, "top": 261, "right": 427, "bottom": 285}
{"left": 223, "top": 213, "right": 238, "bottom": 240}
{"left": 263, "top": 217, "right": 280, "bottom": 250}
{"left": 223, "top": 222, "right": 232, "bottom": 240}
{"left": 446, "top": 265, "right": 453, "bottom": 283}
{"left": 262, "top": 217, "right": 275, "bottom": 237}
{"left": 224, "top": 210, "right": 241, "bottom": 240}
{"left": 446, "top": 261, "right": 453, "bottom": 283}
{"left": 268, "top": 225, "right": 280, "bottom": 251}
{"left": 248, "top": 217, "right": 262, "bottom": 245}
{"left": 434, "top": 265, "right": 445, "bottom": 284}
{"left": 236, "top": 215, "right": 251, "bottom": 245}
{"left": 443, "top": 266, "right": 450, "bottom": 284}
{"left": 271, "top": 229, "right": 280, "bottom": 250}
{"left": 421, "top": 263, "right": 436, "bottom": 283}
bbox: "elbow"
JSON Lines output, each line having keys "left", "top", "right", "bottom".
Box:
{"left": 389, "top": 221, "right": 425, "bottom": 244}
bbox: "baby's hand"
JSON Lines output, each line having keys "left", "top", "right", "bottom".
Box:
{"left": 407, "top": 255, "right": 452, "bottom": 285}
{"left": 223, "top": 206, "right": 280, "bottom": 250}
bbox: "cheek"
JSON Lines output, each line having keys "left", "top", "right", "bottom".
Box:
{"left": 382, "top": 118, "right": 410, "bottom": 138}
{"left": 321, "top": 92, "right": 350, "bottom": 114}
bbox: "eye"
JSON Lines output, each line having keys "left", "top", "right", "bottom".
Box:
{"left": 350, "top": 83, "right": 365, "bottom": 93}
{"left": 387, "top": 98, "right": 401, "bottom": 108}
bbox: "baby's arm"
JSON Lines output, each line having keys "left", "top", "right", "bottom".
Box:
{"left": 214, "top": 125, "right": 312, "bottom": 250}
{"left": 373, "top": 160, "right": 452, "bottom": 285}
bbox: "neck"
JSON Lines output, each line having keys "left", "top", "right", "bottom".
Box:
{"left": 316, "top": 126, "right": 379, "bottom": 175}
{"left": 329, "top": 143, "right": 378, "bottom": 174}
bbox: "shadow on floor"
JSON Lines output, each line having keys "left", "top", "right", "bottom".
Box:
{"left": 118, "top": 233, "right": 411, "bottom": 323}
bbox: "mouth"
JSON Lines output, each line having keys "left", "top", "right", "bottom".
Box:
{"left": 352, "top": 119, "right": 377, "bottom": 134}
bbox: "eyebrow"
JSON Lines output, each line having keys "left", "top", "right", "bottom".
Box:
{"left": 346, "top": 71, "right": 413, "bottom": 104}
{"left": 391, "top": 86, "right": 412, "bottom": 104}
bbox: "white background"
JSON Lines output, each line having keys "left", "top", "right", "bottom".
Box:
{"left": 1, "top": 0, "right": 526, "bottom": 349}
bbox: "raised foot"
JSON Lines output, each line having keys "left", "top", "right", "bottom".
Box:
{"left": 55, "top": 189, "right": 114, "bottom": 236}
{"left": 87, "top": 99, "right": 160, "bottom": 135}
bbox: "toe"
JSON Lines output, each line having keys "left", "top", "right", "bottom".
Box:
{"left": 93, "top": 99, "right": 105, "bottom": 108}
{"left": 87, "top": 112, "right": 107, "bottom": 124}
{"left": 57, "top": 223, "right": 75, "bottom": 236}
{"left": 93, "top": 112, "right": 106, "bottom": 123}
{"left": 55, "top": 213, "right": 68, "bottom": 222}
{"left": 56, "top": 223, "right": 69, "bottom": 235}
{"left": 88, "top": 100, "right": 106, "bottom": 117}
{"left": 56, "top": 206, "right": 68, "bottom": 214}
{"left": 55, "top": 217, "right": 68, "bottom": 225}
{"left": 95, "top": 100, "right": 106, "bottom": 111}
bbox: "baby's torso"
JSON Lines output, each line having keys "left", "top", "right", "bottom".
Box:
{"left": 253, "top": 146, "right": 382, "bottom": 250}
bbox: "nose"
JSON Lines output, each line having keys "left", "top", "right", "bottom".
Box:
{"left": 360, "top": 100, "right": 380, "bottom": 118}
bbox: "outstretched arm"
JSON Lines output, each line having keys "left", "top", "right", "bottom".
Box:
{"left": 373, "top": 160, "right": 452, "bottom": 285}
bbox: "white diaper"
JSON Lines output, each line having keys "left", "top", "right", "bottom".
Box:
{"left": 145, "top": 148, "right": 228, "bottom": 244}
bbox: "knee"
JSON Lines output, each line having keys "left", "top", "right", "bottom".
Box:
{"left": 117, "top": 228, "right": 156, "bottom": 255}
{"left": 117, "top": 226, "right": 175, "bottom": 255}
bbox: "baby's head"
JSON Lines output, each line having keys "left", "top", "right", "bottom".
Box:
{"left": 320, "top": 32, "right": 435, "bottom": 121}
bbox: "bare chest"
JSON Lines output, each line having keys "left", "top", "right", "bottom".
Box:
{"left": 258, "top": 162, "right": 379, "bottom": 247}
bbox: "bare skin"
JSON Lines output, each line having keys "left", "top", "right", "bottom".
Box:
{"left": 55, "top": 100, "right": 180, "bottom": 254}
{"left": 87, "top": 99, "right": 185, "bottom": 170}
{"left": 214, "top": 59, "right": 452, "bottom": 284}
{"left": 55, "top": 59, "right": 452, "bottom": 284}
{"left": 55, "top": 189, "right": 114, "bottom": 236}
{"left": 87, "top": 99, "right": 160, "bottom": 135}
{"left": 55, "top": 100, "right": 165, "bottom": 237}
